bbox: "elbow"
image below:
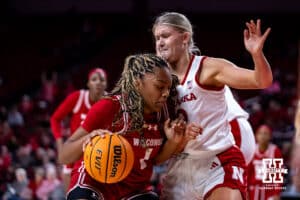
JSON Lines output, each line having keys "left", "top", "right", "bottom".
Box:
{"left": 257, "top": 74, "right": 273, "bottom": 89}
{"left": 58, "top": 145, "right": 72, "bottom": 165}
{"left": 58, "top": 151, "right": 68, "bottom": 164}
{"left": 58, "top": 153, "right": 74, "bottom": 165}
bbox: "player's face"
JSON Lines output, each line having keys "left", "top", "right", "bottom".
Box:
{"left": 154, "top": 25, "right": 188, "bottom": 64}
{"left": 87, "top": 72, "right": 107, "bottom": 95}
{"left": 138, "top": 67, "right": 172, "bottom": 113}
{"left": 256, "top": 126, "right": 271, "bottom": 145}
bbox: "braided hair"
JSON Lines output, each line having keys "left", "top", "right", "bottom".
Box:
{"left": 111, "top": 53, "right": 178, "bottom": 131}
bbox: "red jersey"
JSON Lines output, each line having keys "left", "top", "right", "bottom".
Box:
{"left": 68, "top": 96, "right": 165, "bottom": 200}
{"left": 50, "top": 90, "right": 93, "bottom": 139}
{"left": 248, "top": 143, "right": 283, "bottom": 200}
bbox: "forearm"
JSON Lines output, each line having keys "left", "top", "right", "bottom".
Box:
{"left": 252, "top": 52, "right": 273, "bottom": 88}
{"left": 58, "top": 129, "right": 90, "bottom": 164}
{"left": 154, "top": 140, "right": 178, "bottom": 164}
{"left": 55, "top": 138, "right": 64, "bottom": 157}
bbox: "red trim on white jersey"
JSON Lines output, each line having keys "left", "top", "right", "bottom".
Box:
{"left": 180, "top": 55, "right": 195, "bottom": 85}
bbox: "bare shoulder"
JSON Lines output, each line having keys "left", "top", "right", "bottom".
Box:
{"left": 199, "top": 56, "right": 236, "bottom": 87}
{"left": 202, "top": 56, "right": 233, "bottom": 68}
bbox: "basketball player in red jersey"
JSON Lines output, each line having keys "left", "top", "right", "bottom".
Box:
{"left": 59, "top": 54, "right": 197, "bottom": 200}
{"left": 248, "top": 125, "right": 283, "bottom": 200}
{"left": 50, "top": 68, "right": 107, "bottom": 191}
{"left": 152, "top": 12, "right": 273, "bottom": 199}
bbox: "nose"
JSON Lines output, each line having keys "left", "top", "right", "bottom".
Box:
{"left": 162, "top": 89, "right": 170, "bottom": 99}
{"left": 157, "top": 38, "right": 164, "bottom": 48}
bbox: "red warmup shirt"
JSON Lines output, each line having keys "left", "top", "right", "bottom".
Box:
{"left": 248, "top": 143, "right": 284, "bottom": 200}
{"left": 50, "top": 90, "right": 93, "bottom": 139}
{"left": 68, "top": 96, "right": 165, "bottom": 199}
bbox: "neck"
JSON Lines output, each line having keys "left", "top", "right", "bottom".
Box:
{"left": 89, "top": 91, "right": 103, "bottom": 103}
{"left": 169, "top": 52, "right": 191, "bottom": 82}
{"left": 258, "top": 143, "right": 268, "bottom": 152}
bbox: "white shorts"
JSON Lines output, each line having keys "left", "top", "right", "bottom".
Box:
{"left": 160, "top": 146, "right": 247, "bottom": 200}
{"left": 230, "top": 118, "right": 255, "bottom": 165}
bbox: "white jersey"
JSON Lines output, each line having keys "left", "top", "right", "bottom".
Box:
{"left": 224, "top": 86, "right": 249, "bottom": 121}
{"left": 177, "top": 55, "right": 235, "bottom": 157}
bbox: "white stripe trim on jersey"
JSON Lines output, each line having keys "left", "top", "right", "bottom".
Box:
{"left": 84, "top": 90, "right": 91, "bottom": 109}
{"left": 73, "top": 90, "right": 85, "bottom": 113}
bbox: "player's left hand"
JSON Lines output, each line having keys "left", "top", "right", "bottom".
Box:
{"left": 244, "top": 19, "right": 271, "bottom": 55}
{"left": 82, "top": 129, "right": 113, "bottom": 152}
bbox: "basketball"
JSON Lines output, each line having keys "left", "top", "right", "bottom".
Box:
{"left": 83, "top": 134, "right": 134, "bottom": 184}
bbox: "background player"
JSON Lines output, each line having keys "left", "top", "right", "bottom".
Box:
{"left": 247, "top": 124, "right": 283, "bottom": 200}
{"left": 50, "top": 68, "right": 107, "bottom": 191}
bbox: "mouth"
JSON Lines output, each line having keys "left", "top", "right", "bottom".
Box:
{"left": 159, "top": 48, "right": 168, "bottom": 53}
{"left": 155, "top": 101, "right": 166, "bottom": 106}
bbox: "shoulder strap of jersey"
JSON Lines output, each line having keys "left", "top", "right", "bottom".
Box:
{"left": 73, "top": 90, "right": 85, "bottom": 113}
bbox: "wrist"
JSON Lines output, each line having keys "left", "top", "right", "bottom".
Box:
{"left": 251, "top": 51, "right": 264, "bottom": 59}
{"left": 165, "top": 139, "right": 179, "bottom": 149}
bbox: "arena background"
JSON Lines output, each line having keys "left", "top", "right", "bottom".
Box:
{"left": 0, "top": 0, "right": 299, "bottom": 199}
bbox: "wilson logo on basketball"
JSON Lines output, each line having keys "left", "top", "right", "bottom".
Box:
{"left": 110, "top": 145, "right": 122, "bottom": 177}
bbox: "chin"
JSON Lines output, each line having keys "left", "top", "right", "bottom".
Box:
{"left": 154, "top": 106, "right": 163, "bottom": 112}
{"left": 159, "top": 53, "right": 169, "bottom": 60}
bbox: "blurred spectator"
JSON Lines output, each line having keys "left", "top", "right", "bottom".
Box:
{"left": 16, "top": 144, "right": 34, "bottom": 169}
{"left": 28, "top": 167, "right": 45, "bottom": 199}
{"left": 36, "top": 165, "right": 62, "bottom": 200}
{"left": 19, "top": 94, "right": 34, "bottom": 117}
{"left": 0, "top": 120, "right": 17, "bottom": 147}
{"left": 3, "top": 168, "right": 32, "bottom": 200}
{"left": 7, "top": 105, "right": 24, "bottom": 127}
{"left": 0, "top": 145, "right": 12, "bottom": 196}
{"left": 39, "top": 71, "right": 59, "bottom": 105}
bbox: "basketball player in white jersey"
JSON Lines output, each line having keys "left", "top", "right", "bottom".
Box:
{"left": 152, "top": 12, "right": 272, "bottom": 199}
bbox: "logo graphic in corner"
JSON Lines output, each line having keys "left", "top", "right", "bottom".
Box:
{"left": 260, "top": 158, "right": 288, "bottom": 183}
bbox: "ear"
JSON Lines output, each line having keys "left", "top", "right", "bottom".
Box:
{"left": 134, "top": 79, "right": 142, "bottom": 91}
{"left": 182, "top": 32, "right": 191, "bottom": 45}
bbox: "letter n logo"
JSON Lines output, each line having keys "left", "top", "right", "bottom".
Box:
{"left": 232, "top": 166, "right": 244, "bottom": 184}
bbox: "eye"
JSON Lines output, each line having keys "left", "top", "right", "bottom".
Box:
{"left": 155, "top": 84, "right": 164, "bottom": 91}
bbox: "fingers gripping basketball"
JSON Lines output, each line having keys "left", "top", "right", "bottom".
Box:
{"left": 84, "top": 134, "right": 134, "bottom": 184}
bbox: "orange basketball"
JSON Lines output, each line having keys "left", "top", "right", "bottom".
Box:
{"left": 84, "top": 134, "right": 134, "bottom": 184}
